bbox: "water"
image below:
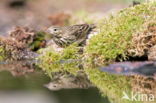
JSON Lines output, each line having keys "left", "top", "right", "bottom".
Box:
{"left": 0, "top": 62, "right": 109, "bottom": 103}
{"left": 0, "top": 60, "right": 156, "bottom": 103}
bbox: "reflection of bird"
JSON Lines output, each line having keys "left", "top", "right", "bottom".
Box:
{"left": 46, "top": 24, "right": 96, "bottom": 47}
{"left": 44, "top": 72, "right": 93, "bottom": 90}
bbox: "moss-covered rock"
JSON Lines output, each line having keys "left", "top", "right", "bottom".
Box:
{"left": 82, "top": 2, "right": 156, "bottom": 102}
{"left": 38, "top": 43, "right": 83, "bottom": 77}
{"left": 0, "top": 37, "right": 24, "bottom": 61}
{"left": 85, "top": 1, "right": 156, "bottom": 65}
{"left": 9, "top": 26, "right": 48, "bottom": 51}
{"left": 0, "top": 36, "right": 37, "bottom": 61}
{"left": 37, "top": 1, "right": 156, "bottom": 103}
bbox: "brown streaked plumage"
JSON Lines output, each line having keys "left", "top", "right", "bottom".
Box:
{"left": 46, "top": 24, "right": 95, "bottom": 47}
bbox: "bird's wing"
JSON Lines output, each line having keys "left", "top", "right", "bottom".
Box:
{"left": 65, "top": 24, "right": 90, "bottom": 39}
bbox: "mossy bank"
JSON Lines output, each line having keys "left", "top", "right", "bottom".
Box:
{"left": 85, "top": 1, "right": 156, "bottom": 66}
{"left": 84, "top": 1, "right": 156, "bottom": 103}
{"left": 35, "top": 1, "right": 156, "bottom": 103}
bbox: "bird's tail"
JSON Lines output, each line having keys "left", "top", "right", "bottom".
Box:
{"left": 89, "top": 24, "right": 96, "bottom": 29}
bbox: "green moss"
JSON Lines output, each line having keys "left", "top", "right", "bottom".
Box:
{"left": 0, "top": 38, "right": 9, "bottom": 61}
{"left": 85, "top": 2, "right": 156, "bottom": 65}
{"left": 0, "top": 46, "right": 7, "bottom": 61}
{"left": 38, "top": 43, "right": 82, "bottom": 77}
{"left": 85, "top": 68, "right": 141, "bottom": 103}
{"left": 29, "top": 32, "right": 47, "bottom": 51}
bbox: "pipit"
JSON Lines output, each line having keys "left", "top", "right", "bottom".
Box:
{"left": 46, "top": 24, "right": 96, "bottom": 47}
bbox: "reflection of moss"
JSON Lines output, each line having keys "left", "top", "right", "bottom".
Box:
{"left": 86, "top": 68, "right": 156, "bottom": 103}
{"left": 85, "top": 68, "right": 138, "bottom": 103}
{"left": 38, "top": 43, "right": 82, "bottom": 77}
{"left": 131, "top": 75, "right": 156, "bottom": 99}
{"left": 0, "top": 46, "right": 7, "bottom": 61}
{"left": 85, "top": 2, "right": 156, "bottom": 65}
{"left": 0, "top": 38, "right": 12, "bottom": 61}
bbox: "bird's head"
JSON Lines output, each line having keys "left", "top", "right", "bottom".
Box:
{"left": 46, "top": 26, "right": 63, "bottom": 38}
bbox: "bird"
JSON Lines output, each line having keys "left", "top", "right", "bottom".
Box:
{"left": 46, "top": 24, "right": 96, "bottom": 47}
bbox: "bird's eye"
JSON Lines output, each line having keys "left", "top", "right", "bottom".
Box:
{"left": 53, "top": 84, "right": 57, "bottom": 87}
{"left": 53, "top": 28, "right": 57, "bottom": 31}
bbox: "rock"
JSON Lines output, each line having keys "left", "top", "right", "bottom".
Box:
{"left": 0, "top": 36, "right": 38, "bottom": 61}
{"left": 99, "top": 61, "right": 156, "bottom": 77}
{"left": 9, "top": 26, "right": 35, "bottom": 45}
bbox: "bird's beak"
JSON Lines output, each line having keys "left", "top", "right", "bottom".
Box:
{"left": 45, "top": 28, "right": 54, "bottom": 39}
{"left": 46, "top": 28, "right": 51, "bottom": 34}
